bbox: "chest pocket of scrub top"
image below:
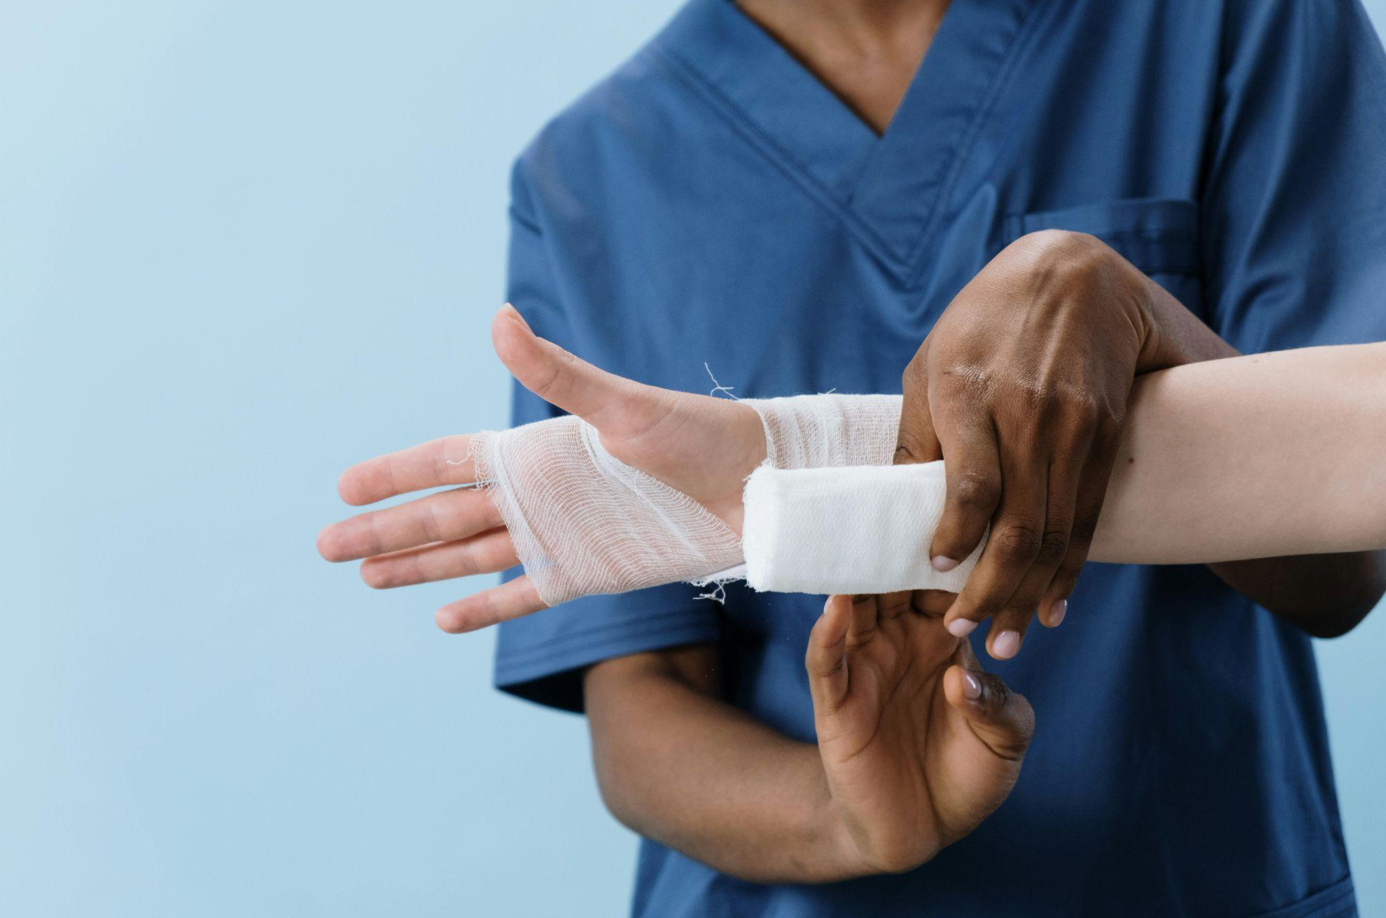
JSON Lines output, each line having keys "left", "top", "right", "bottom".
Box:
{"left": 1003, "top": 198, "right": 1203, "bottom": 316}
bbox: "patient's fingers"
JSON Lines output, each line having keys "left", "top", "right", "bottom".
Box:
{"left": 337, "top": 435, "right": 476, "bottom": 505}
{"left": 435, "top": 576, "right": 546, "bottom": 633}
{"left": 316, "top": 487, "right": 503, "bottom": 562}
{"left": 359, "top": 528, "right": 518, "bottom": 589}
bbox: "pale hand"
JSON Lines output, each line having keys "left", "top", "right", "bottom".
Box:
{"left": 808, "top": 592, "right": 1034, "bottom": 874}
{"left": 316, "top": 305, "right": 767, "bottom": 633}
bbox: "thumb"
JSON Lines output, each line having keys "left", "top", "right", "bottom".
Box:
{"left": 805, "top": 595, "right": 853, "bottom": 714}
{"left": 491, "top": 304, "right": 658, "bottom": 435}
{"left": 895, "top": 350, "right": 942, "bottom": 466}
{"left": 942, "top": 664, "right": 1035, "bottom": 762}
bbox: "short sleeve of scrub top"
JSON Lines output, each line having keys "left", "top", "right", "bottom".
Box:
{"left": 1201, "top": 0, "right": 1386, "bottom": 350}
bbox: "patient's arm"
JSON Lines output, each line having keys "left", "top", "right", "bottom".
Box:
{"left": 1095, "top": 343, "right": 1386, "bottom": 565}
{"left": 1096, "top": 343, "right": 1386, "bottom": 637}
{"left": 317, "top": 307, "right": 1386, "bottom": 631}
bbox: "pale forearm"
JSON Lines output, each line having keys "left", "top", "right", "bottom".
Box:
{"left": 585, "top": 647, "right": 856, "bottom": 883}
{"left": 1130, "top": 282, "right": 1386, "bottom": 623}
{"left": 1094, "top": 343, "right": 1386, "bottom": 564}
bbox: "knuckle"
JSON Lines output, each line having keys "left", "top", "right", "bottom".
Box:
{"left": 952, "top": 472, "right": 1000, "bottom": 514}
{"left": 423, "top": 502, "right": 446, "bottom": 543}
{"left": 1093, "top": 406, "right": 1126, "bottom": 443}
{"left": 1017, "top": 379, "right": 1061, "bottom": 414}
{"left": 940, "top": 363, "right": 994, "bottom": 402}
{"left": 895, "top": 428, "right": 931, "bottom": 464}
{"left": 1064, "top": 391, "right": 1103, "bottom": 427}
{"left": 991, "top": 524, "right": 1043, "bottom": 563}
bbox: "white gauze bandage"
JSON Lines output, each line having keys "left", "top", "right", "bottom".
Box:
{"left": 473, "top": 392, "right": 984, "bottom": 606}
{"left": 740, "top": 461, "right": 985, "bottom": 595}
{"left": 470, "top": 417, "right": 743, "bottom": 606}
{"left": 737, "top": 393, "right": 985, "bottom": 593}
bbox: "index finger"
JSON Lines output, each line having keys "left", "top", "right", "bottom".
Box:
{"left": 337, "top": 435, "right": 476, "bottom": 505}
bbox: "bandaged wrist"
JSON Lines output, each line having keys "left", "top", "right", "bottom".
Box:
{"left": 474, "top": 392, "right": 981, "bottom": 607}
{"left": 742, "top": 393, "right": 903, "bottom": 469}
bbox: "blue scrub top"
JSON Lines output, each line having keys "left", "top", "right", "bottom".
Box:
{"left": 494, "top": 1, "right": 1386, "bottom": 915}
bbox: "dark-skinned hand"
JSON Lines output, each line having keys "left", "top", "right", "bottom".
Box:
{"left": 808, "top": 591, "right": 1034, "bottom": 874}
{"left": 895, "top": 230, "right": 1175, "bottom": 659}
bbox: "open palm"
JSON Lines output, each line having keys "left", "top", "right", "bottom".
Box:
{"left": 808, "top": 593, "right": 1033, "bottom": 873}
{"left": 317, "top": 305, "right": 767, "bottom": 631}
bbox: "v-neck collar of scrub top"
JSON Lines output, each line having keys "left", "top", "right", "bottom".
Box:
{"left": 655, "top": 0, "right": 1041, "bottom": 284}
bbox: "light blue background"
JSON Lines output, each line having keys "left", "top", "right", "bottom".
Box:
{"left": 2, "top": 2, "right": 1384, "bottom": 915}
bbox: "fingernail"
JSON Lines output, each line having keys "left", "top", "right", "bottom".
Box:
{"left": 992, "top": 630, "right": 1021, "bottom": 659}
{"left": 932, "top": 555, "right": 959, "bottom": 572}
{"left": 1049, "top": 599, "right": 1068, "bottom": 627}
{"left": 947, "top": 618, "right": 977, "bottom": 638}
{"left": 962, "top": 672, "right": 982, "bottom": 700}
{"left": 503, "top": 302, "right": 532, "bottom": 330}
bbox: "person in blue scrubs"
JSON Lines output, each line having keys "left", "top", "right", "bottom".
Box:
{"left": 489, "top": 0, "right": 1386, "bottom": 914}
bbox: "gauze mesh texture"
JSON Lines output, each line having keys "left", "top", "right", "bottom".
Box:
{"left": 471, "top": 417, "right": 743, "bottom": 607}
{"left": 744, "top": 393, "right": 903, "bottom": 469}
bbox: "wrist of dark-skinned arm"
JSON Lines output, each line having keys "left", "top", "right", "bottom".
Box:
{"left": 1128, "top": 260, "right": 1239, "bottom": 373}
{"left": 1209, "top": 552, "right": 1386, "bottom": 636}
{"left": 584, "top": 646, "right": 869, "bottom": 884}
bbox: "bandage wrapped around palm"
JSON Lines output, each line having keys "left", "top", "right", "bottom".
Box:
{"left": 318, "top": 306, "right": 972, "bottom": 632}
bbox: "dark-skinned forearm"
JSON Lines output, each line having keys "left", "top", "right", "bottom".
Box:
{"left": 1137, "top": 273, "right": 1386, "bottom": 630}
{"left": 584, "top": 645, "right": 856, "bottom": 883}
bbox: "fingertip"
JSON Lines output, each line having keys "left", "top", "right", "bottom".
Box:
{"left": 946, "top": 666, "right": 1036, "bottom": 756}
{"left": 1039, "top": 597, "right": 1068, "bottom": 628}
{"left": 814, "top": 595, "right": 851, "bottom": 644}
{"left": 942, "top": 664, "right": 982, "bottom": 711}
{"left": 988, "top": 627, "right": 1022, "bottom": 660}
{"left": 945, "top": 616, "right": 978, "bottom": 638}
{"left": 501, "top": 302, "right": 532, "bottom": 330}
{"left": 316, "top": 525, "right": 345, "bottom": 563}
{"left": 930, "top": 529, "right": 983, "bottom": 575}
{"left": 491, "top": 304, "right": 540, "bottom": 369}
{"left": 434, "top": 606, "right": 471, "bottom": 634}
{"left": 358, "top": 559, "right": 390, "bottom": 589}
{"left": 336, "top": 469, "right": 368, "bottom": 506}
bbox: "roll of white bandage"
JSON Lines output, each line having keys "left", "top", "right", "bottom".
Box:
{"left": 740, "top": 461, "right": 987, "bottom": 595}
